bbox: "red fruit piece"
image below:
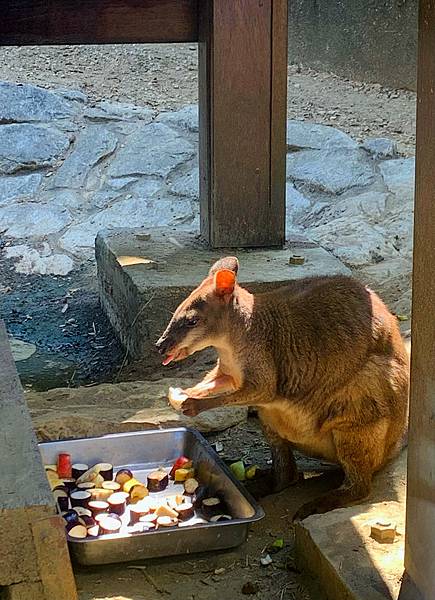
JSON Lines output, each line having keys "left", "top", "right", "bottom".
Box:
{"left": 169, "top": 456, "right": 192, "bottom": 479}
{"left": 57, "top": 453, "right": 72, "bottom": 478}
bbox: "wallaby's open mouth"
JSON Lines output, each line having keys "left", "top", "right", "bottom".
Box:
{"left": 162, "top": 346, "right": 189, "bottom": 366}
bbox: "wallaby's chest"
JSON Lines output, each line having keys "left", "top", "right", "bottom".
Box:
{"left": 258, "top": 399, "right": 338, "bottom": 463}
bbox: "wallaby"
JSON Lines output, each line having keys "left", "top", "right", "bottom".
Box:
{"left": 156, "top": 257, "right": 409, "bottom": 520}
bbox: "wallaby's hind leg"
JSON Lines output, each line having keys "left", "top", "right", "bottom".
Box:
{"left": 293, "top": 422, "right": 387, "bottom": 521}
{"left": 246, "top": 422, "right": 301, "bottom": 499}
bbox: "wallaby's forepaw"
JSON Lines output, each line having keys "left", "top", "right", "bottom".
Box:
{"left": 245, "top": 468, "right": 302, "bottom": 499}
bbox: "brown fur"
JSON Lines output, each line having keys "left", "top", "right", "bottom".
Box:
{"left": 156, "top": 257, "right": 409, "bottom": 520}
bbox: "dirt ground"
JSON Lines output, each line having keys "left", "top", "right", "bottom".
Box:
{"left": 0, "top": 44, "right": 416, "bottom": 155}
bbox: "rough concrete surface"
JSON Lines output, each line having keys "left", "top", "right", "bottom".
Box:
{"left": 96, "top": 228, "right": 350, "bottom": 363}
{"left": 295, "top": 451, "right": 407, "bottom": 600}
{"left": 26, "top": 378, "right": 248, "bottom": 441}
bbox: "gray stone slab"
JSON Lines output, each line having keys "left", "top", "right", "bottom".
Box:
{"left": 96, "top": 227, "right": 350, "bottom": 365}
{"left": 286, "top": 148, "right": 375, "bottom": 194}
{"left": 295, "top": 451, "right": 407, "bottom": 600}
{"left": 0, "top": 81, "right": 75, "bottom": 123}
{"left": 108, "top": 122, "right": 195, "bottom": 178}
{"left": 0, "top": 203, "right": 71, "bottom": 238}
{"left": 287, "top": 120, "right": 357, "bottom": 151}
{"left": 0, "top": 124, "right": 72, "bottom": 175}
{"left": 379, "top": 157, "right": 415, "bottom": 196}
{"left": 0, "top": 173, "right": 42, "bottom": 205}
{"left": 361, "top": 137, "right": 398, "bottom": 159}
{"left": 155, "top": 104, "right": 198, "bottom": 133}
{"left": 51, "top": 125, "right": 117, "bottom": 188}
{"left": 84, "top": 100, "right": 154, "bottom": 123}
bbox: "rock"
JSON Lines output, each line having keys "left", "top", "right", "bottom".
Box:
{"left": 286, "top": 120, "right": 357, "bottom": 151}
{"left": 54, "top": 88, "right": 88, "bottom": 104}
{"left": 9, "top": 337, "right": 37, "bottom": 362}
{"left": 356, "top": 258, "right": 412, "bottom": 309}
{"left": 286, "top": 181, "right": 311, "bottom": 227}
{"left": 25, "top": 379, "right": 248, "bottom": 441}
{"left": 361, "top": 137, "right": 397, "bottom": 159}
{"left": 4, "top": 245, "right": 74, "bottom": 275}
{"left": 168, "top": 165, "right": 199, "bottom": 198}
{"left": 379, "top": 157, "right": 415, "bottom": 196}
{"left": 306, "top": 216, "right": 395, "bottom": 267}
{"left": 51, "top": 125, "right": 117, "bottom": 188}
{"left": 107, "top": 176, "right": 138, "bottom": 190}
{"left": 108, "top": 122, "right": 195, "bottom": 178}
{"left": 286, "top": 149, "right": 375, "bottom": 194}
{"left": 84, "top": 101, "right": 154, "bottom": 123}
{"left": 300, "top": 192, "right": 388, "bottom": 228}
{"left": 59, "top": 196, "right": 196, "bottom": 257}
{"left": 43, "top": 189, "right": 85, "bottom": 211}
{"left": 156, "top": 104, "right": 198, "bottom": 133}
{"left": 0, "top": 173, "right": 42, "bottom": 205}
{"left": 0, "top": 124, "right": 72, "bottom": 175}
{"left": 0, "top": 81, "right": 75, "bottom": 123}
{"left": 0, "top": 203, "right": 71, "bottom": 238}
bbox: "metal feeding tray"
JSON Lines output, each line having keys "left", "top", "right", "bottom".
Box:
{"left": 38, "top": 427, "right": 264, "bottom": 565}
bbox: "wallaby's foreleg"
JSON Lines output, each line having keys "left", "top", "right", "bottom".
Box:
{"left": 179, "top": 383, "right": 270, "bottom": 416}
{"left": 293, "top": 425, "right": 380, "bottom": 520}
{"left": 246, "top": 423, "right": 301, "bottom": 498}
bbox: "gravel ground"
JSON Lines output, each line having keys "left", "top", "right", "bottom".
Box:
{"left": 0, "top": 44, "right": 416, "bottom": 154}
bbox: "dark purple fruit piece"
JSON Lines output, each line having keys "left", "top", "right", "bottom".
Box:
{"left": 76, "top": 481, "right": 96, "bottom": 491}
{"left": 107, "top": 492, "right": 127, "bottom": 516}
{"left": 201, "top": 497, "right": 222, "bottom": 519}
{"left": 88, "top": 500, "right": 109, "bottom": 516}
{"left": 75, "top": 507, "right": 92, "bottom": 518}
{"left": 193, "top": 486, "right": 209, "bottom": 509}
{"left": 62, "top": 509, "right": 79, "bottom": 526}
{"left": 115, "top": 468, "right": 133, "bottom": 486}
{"left": 99, "top": 515, "right": 122, "bottom": 535}
{"left": 147, "top": 470, "right": 169, "bottom": 492}
{"left": 61, "top": 478, "right": 76, "bottom": 493}
{"left": 53, "top": 487, "right": 69, "bottom": 512}
{"left": 98, "top": 463, "right": 113, "bottom": 481}
{"left": 70, "top": 490, "right": 91, "bottom": 508}
{"left": 71, "top": 463, "right": 89, "bottom": 480}
{"left": 176, "top": 502, "right": 195, "bottom": 521}
{"left": 129, "top": 503, "right": 149, "bottom": 525}
{"left": 67, "top": 524, "right": 88, "bottom": 539}
{"left": 102, "top": 481, "right": 121, "bottom": 493}
{"left": 184, "top": 478, "right": 199, "bottom": 495}
{"left": 209, "top": 514, "right": 232, "bottom": 523}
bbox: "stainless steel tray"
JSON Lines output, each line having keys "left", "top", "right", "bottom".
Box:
{"left": 38, "top": 427, "right": 264, "bottom": 565}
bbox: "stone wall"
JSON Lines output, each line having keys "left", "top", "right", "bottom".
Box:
{"left": 0, "top": 81, "right": 413, "bottom": 316}
{"left": 288, "top": 0, "right": 418, "bottom": 91}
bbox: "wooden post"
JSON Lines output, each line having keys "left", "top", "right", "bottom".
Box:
{"left": 404, "top": 1, "right": 435, "bottom": 599}
{"left": 198, "top": 0, "right": 288, "bottom": 248}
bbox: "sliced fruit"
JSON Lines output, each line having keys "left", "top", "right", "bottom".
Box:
{"left": 157, "top": 516, "right": 178, "bottom": 527}
{"left": 169, "top": 456, "right": 192, "bottom": 479}
{"left": 184, "top": 478, "right": 199, "bottom": 495}
{"left": 174, "top": 467, "right": 195, "bottom": 482}
{"left": 147, "top": 470, "right": 169, "bottom": 492}
{"left": 71, "top": 463, "right": 88, "bottom": 480}
{"left": 229, "top": 461, "right": 246, "bottom": 481}
{"left": 155, "top": 504, "right": 178, "bottom": 519}
{"left": 201, "top": 497, "right": 222, "bottom": 519}
{"left": 57, "top": 453, "right": 72, "bottom": 479}
{"left": 176, "top": 502, "right": 194, "bottom": 521}
{"left": 67, "top": 524, "right": 87, "bottom": 539}
{"left": 115, "top": 468, "right": 133, "bottom": 486}
{"left": 107, "top": 492, "right": 127, "bottom": 516}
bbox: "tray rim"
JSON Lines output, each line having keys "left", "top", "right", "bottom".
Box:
{"left": 39, "top": 426, "right": 265, "bottom": 544}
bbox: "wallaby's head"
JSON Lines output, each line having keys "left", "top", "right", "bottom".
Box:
{"left": 156, "top": 257, "right": 239, "bottom": 365}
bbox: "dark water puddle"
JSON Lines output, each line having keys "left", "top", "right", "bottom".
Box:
{"left": 0, "top": 260, "right": 124, "bottom": 391}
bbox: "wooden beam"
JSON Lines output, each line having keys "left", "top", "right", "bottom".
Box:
{"left": 404, "top": 1, "right": 435, "bottom": 599}
{"left": 0, "top": 0, "right": 199, "bottom": 45}
{"left": 198, "top": 0, "right": 287, "bottom": 248}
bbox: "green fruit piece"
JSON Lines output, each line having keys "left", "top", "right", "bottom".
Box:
{"left": 230, "top": 461, "right": 246, "bottom": 481}
{"left": 272, "top": 538, "right": 284, "bottom": 550}
{"left": 245, "top": 465, "right": 259, "bottom": 480}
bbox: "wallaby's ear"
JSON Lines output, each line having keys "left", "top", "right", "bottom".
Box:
{"left": 214, "top": 269, "right": 236, "bottom": 297}
{"left": 209, "top": 256, "right": 239, "bottom": 276}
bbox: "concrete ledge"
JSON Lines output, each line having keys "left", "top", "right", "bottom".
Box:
{"left": 295, "top": 452, "right": 407, "bottom": 600}
{"left": 96, "top": 227, "right": 350, "bottom": 367}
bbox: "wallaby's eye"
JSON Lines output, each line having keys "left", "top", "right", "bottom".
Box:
{"left": 186, "top": 317, "right": 199, "bottom": 328}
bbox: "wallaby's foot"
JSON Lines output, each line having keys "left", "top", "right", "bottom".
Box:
{"left": 245, "top": 467, "right": 303, "bottom": 499}
{"left": 293, "top": 476, "right": 371, "bottom": 521}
